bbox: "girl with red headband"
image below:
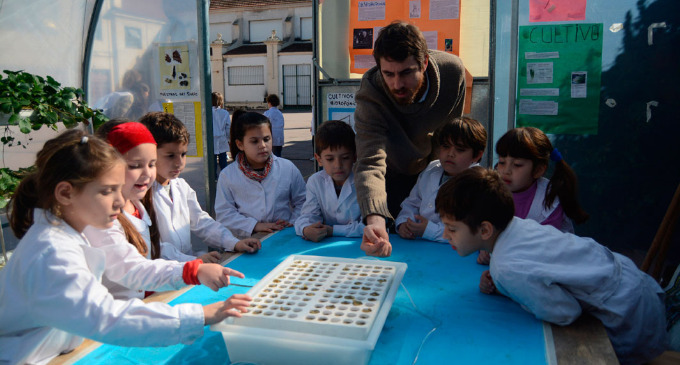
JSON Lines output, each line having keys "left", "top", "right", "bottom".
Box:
{"left": 89, "top": 120, "right": 245, "bottom": 300}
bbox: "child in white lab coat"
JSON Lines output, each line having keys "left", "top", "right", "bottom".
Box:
{"left": 140, "top": 112, "right": 261, "bottom": 262}
{"left": 94, "top": 120, "right": 242, "bottom": 300}
{"left": 215, "top": 110, "right": 306, "bottom": 237}
{"left": 212, "top": 92, "right": 230, "bottom": 172}
{"left": 396, "top": 117, "right": 487, "bottom": 243}
{"left": 294, "top": 120, "right": 364, "bottom": 241}
{"left": 0, "top": 130, "right": 251, "bottom": 365}
{"left": 264, "top": 94, "right": 284, "bottom": 157}
{"left": 495, "top": 127, "right": 589, "bottom": 233}
{"left": 435, "top": 168, "right": 666, "bottom": 365}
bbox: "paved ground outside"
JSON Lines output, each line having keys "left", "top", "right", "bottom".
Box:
{"left": 0, "top": 110, "right": 315, "bottom": 259}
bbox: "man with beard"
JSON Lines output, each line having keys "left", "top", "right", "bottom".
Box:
{"left": 354, "top": 21, "right": 466, "bottom": 257}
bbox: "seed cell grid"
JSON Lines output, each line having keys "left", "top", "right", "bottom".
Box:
{"left": 232, "top": 257, "right": 398, "bottom": 339}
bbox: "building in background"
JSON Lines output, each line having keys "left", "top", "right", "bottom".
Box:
{"left": 209, "top": 0, "right": 313, "bottom": 109}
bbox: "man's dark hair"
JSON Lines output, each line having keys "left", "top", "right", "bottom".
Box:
{"left": 373, "top": 21, "right": 428, "bottom": 70}
{"left": 435, "top": 168, "right": 514, "bottom": 234}
{"left": 314, "top": 120, "right": 356, "bottom": 156}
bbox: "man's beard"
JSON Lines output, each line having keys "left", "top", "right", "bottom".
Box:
{"left": 388, "top": 76, "right": 426, "bottom": 106}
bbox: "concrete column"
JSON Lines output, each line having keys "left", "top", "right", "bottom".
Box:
{"left": 264, "top": 30, "right": 282, "bottom": 99}
{"left": 210, "top": 33, "right": 226, "bottom": 97}
{"left": 320, "top": 0, "right": 350, "bottom": 79}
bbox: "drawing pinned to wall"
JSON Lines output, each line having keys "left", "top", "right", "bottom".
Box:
{"left": 353, "top": 28, "right": 374, "bottom": 49}
{"left": 159, "top": 44, "right": 190, "bottom": 90}
{"left": 410, "top": 1, "right": 421, "bottom": 18}
{"left": 516, "top": 23, "right": 603, "bottom": 135}
{"left": 429, "top": 0, "right": 459, "bottom": 20}
{"left": 529, "top": 0, "right": 587, "bottom": 22}
{"left": 358, "top": 1, "right": 386, "bottom": 21}
{"left": 349, "top": 0, "right": 461, "bottom": 73}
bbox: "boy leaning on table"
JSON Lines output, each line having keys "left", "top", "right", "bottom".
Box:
{"left": 435, "top": 167, "right": 666, "bottom": 365}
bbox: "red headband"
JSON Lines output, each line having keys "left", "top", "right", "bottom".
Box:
{"left": 107, "top": 122, "right": 156, "bottom": 155}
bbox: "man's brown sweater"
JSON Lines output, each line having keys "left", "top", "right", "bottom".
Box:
{"left": 354, "top": 50, "right": 466, "bottom": 220}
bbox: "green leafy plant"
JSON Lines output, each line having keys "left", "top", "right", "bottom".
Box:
{"left": 0, "top": 70, "right": 109, "bottom": 208}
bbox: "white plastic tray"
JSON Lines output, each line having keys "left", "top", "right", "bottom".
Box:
{"left": 211, "top": 255, "right": 407, "bottom": 365}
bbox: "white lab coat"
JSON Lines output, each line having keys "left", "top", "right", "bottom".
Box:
{"left": 123, "top": 200, "right": 153, "bottom": 259}
{"left": 215, "top": 155, "right": 306, "bottom": 237}
{"left": 395, "top": 160, "right": 455, "bottom": 243}
{"left": 525, "top": 177, "right": 574, "bottom": 233}
{"left": 264, "top": 107, "right": 284, "bottom": 147}
{"left": 85, "top": 219, "right": 188, "bottom": 301}
{"left": 0, "top": 209, "right": 204, "bottom": 365}
{"left": 294, "top": 171, "right": 365, "bottom": 238}
{"left": 152, "top": 178, "right": 240, "bottom": 262}
{"left": 490, "top": 217, "right": 666, "bottom": 365}
{"left": 212, "top": 106, "right": 230, "bottom": 154}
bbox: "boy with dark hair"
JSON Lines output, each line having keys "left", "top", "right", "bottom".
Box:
{"left": 294, "top": 120, "right": 364, "bottom": 242}
{"left": 396, "top": 117, "right": 486, "bottom": 242}
{"left": 264, "top": 94, "right": 284, "bottom": 157}
{"left": 139, "top": 112, "right": 260, "bottom": 262}
{"left": 435, "top": 168, "right": 666, "bottom": 365}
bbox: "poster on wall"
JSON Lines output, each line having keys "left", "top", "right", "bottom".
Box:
{"left": 529, "top": 0, "right": 587, "bottom": 22}
{"left": 154, "top": 41, "right": 200, "bottom": 100}
{"left": 516, "top": 23, "right": 603, "bottom": 135}
{"left": 349, "top": 0, "right": 461, "bottom": 73}
{"left": 327, "top": 93, "right": 356, "bottom": 129}
{"left": 162, "top": 101, "right": 203, "bottom": 157}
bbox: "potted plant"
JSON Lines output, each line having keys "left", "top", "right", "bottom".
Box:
{"left": 0, "top": 69, "right": 108, "bottom": 208}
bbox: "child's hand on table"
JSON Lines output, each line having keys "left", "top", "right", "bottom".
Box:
{"left": 397, "top": 223, "right": 414, "bottom": 239}
{"left": 199, "top": 251, "right": 222, "bottom": 263}
{"left": 479, "top": 270, "right": 496, "bottom": 294}
{"left": 303, "top": 222, "right": 332, "bottom": 242}
{"left": 403, "top": 215, "right": 428, "bottom": 238}
{"left": 197, "top": 265, "right": 246, "bottom": 291}
{"left": 203, "top": 294, "right": 253, "bottom": 325}
{"left": 254, "top": 221, "right": 287, "bottom": 233}
{"left": 477, "top": 250, "right": 491, "bottom": 265}
{"left": 235, "top": 238, "right": 261, "bottom": 253}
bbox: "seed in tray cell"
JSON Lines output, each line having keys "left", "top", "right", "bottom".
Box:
{"left": 357, "top": 321, "right": 366, "bottom": 326}
{"left": 353, "top": 300, "right": 363, "bottom": 306}
{"left": 362, "top": 308, "right": 372, "bottom": 313}
{"left": 326, "top": 304, "right": 335, "bottom": 309}
{"left": 310, "top": 309, "right": 320, "bottom": 314}
{"left": 306, "top": 316, "right": 315, "bottom": 321}
{"left": 318, "top": 317, "right": 328, "bottom": 322}
{"left": 253, "top": 310, "right": 262, "bottom": 315}
{"left": 343, "top": 319, "right": 353, "bottom": 324}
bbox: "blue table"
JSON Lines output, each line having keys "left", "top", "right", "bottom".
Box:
{"left": 74, "top": 228, "right": 551, "bottom": 364}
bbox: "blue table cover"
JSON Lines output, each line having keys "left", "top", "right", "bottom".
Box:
{"left": 77, "top": 228, "right": 547, "bottom": 364}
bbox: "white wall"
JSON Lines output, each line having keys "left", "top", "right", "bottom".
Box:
{"left": 224, "top": 55, "right": 267, "bottom": 104}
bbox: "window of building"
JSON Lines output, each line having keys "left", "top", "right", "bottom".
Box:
{"left": 228, "top": 65, "right": 264, "bottom": 85}
{"left": 300, "top": 17, "right": 312, "bottom": 40}
{"left": 125, "top": 26, "right": 142, "bottom": 49}
{"left": 250, "top": 19, "right": 283, "bottom": 42}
